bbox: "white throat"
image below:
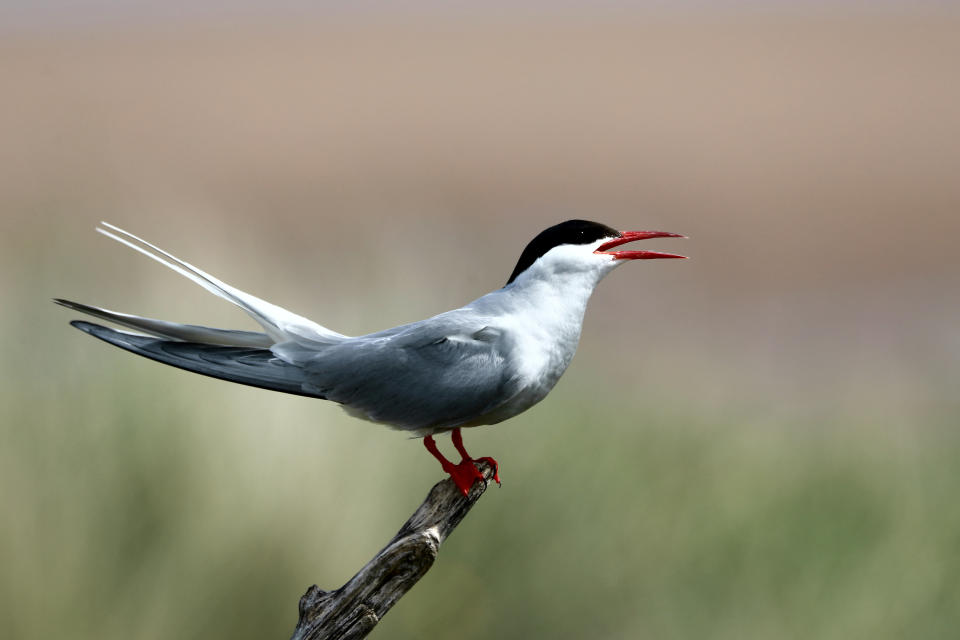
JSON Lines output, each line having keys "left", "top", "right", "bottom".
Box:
{"left": 458, "top": 245, "right": 621, "bottom": 424}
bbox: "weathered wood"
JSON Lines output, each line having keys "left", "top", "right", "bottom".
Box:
{"left": 290, "top": 461, "right": 497, "bottom": 640}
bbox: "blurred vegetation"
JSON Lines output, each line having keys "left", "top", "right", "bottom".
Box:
{"left": 2, "top": 7, "right": 960, "bottom": 640}
{"left": 5, "top": 258, "right": 960, "bottom": 639}
{"left": 3, "top": 342, "right": 959, "bottom": 639}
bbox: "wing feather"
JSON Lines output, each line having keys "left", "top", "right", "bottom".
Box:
{"left": 71, "top": 321, "right": 321, "bottom": 398}
{"left": 302, "top": 318, "right": 519, "bottom": 432}
{"left": 55, "top": 299, "right": 272, "bottom": 347}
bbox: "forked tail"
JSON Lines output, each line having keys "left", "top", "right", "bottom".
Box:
{"left": 94, "top": 222, "right": 348, "bottom": 347}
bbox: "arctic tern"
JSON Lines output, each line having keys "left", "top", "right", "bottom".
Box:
{"left": 56, "top": 220, "right": 686, "bottom": 495}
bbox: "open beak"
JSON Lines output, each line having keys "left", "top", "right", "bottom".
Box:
{"left": 595, "top": 230, "right": 687, "bottom": 260}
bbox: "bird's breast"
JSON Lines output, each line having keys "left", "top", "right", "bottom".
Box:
{"left": 487, "top": 312, "right": 582, "bottom": 419}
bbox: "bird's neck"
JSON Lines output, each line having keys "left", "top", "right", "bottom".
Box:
{"left": 467, "top": 262, "right": 614, "bottom": 394}
{"left": 486, "top": 259, "right": 616, "bottom": 335}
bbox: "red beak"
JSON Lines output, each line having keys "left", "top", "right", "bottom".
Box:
{"left": 595, "top": 230, "right": 687, "bottom": 260}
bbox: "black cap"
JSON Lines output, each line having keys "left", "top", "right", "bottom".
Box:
{"left": 505, "top": 220, "right": 619, "bottom": 285}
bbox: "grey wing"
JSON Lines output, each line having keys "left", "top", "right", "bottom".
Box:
{"left": 70, "top": 321, "right": 322, "bottom": 398}
{"left": 302, "top": 321, "right": 520, "bottom": 432}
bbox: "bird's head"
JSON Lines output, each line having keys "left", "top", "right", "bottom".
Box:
{"left": 505, "top": 219, "right": 686, "bottom": 287}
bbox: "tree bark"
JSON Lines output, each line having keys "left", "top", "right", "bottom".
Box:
{"left": 290, "top": 461, "right": 497, "bottom": 640}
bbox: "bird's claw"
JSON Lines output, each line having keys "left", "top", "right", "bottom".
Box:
{"left": 475, "top": 456, "right": 501, "bottom": 487}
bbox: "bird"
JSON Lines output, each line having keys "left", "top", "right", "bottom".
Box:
{"left": 56, "top": 220, "right": 686, "bottom": 495}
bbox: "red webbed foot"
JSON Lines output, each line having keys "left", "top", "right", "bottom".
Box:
{"left": 445, "top": 458, "right": 487, "bottom": 496}
{"left": 453, "top": 429, "right": 500, "bottom": 487}
{"left": 424, "top": 429, "right": 501, "bottom": 497}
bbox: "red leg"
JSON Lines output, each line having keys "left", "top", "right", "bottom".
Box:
{"left": 451, "top": 428, "right": 471, "bottom": 460}
{"left": 452, "top": 428, "right": 501, "bottom": 487}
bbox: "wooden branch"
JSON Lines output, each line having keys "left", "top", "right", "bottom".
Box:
{"left": 290, "top": 461, "right": 497, "bottom": 640}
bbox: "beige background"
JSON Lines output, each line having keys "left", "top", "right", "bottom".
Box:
{"left": 2, "top": 8, "right": 958, "bottom": 639}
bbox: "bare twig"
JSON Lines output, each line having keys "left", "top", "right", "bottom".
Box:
{"left": 290, "top": 461, "right": 497, "bottom": 640}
